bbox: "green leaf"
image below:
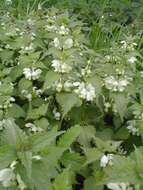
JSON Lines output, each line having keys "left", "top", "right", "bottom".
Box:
{"left": 10, "top": 66, "right": 23, "bottom": 82}
{"left": 113, "top": 127, "right": 129, "bottom": 140}
{"left": 113, "top": 93, "right": 128, "bottom": 121}
{"left": 31, "top": 127, "right": 64, "bottom": 152}
{"left": 104, "top": 155, "right": 139, "bottom": 184}
{"left": 44, "top": 146, "right": 65, "bottom": 165}
{"left": 78, "top": 125, "right": 96, "bottom": 147}
{"left": 94, "top": 137, "right": 122, "bottom": 152}
{"left": 31, "top": 162, "right": 53, "bottom": 190}
{"left": 27, "top": 103, "right": 48, "bottom": 120}
{"left": 84, "top": 176, "right": 104, "bottom": 190}
{"left": 18, "top": 78, "right": 32, "bottom": 92}
{"left": 56, "top": 93, "right": 82, "bottom": 117}
{"left": 58, "top": 125, "right": 81, "bottom": 148}
{"left": 1, "top": 119, "right": 28, "bottom": 148}
{"left": 84, "top": 148, "right": 102, "bottom": 165}
{"left": 34, "top": 117, "right": 49, "bottom": 130}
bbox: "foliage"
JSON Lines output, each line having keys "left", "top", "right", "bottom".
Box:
{"left": 0, "top": 0, "right": 143, "bottom": 189}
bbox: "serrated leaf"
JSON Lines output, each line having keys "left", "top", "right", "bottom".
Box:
{"left": 56, "top": 93, "right": 82, "bottom": 117}
{"left": 7, "top": 104, "right": 26, "bottom": 118}
{"left": 84, "top": 148, "right": 102, "bottom": 165}
{"left": 2, "top": 119, "right": 28, "bottom": 148}
{"left": 31, "top": 128, "right": 64, "bottom": 152}
{"left": 31, "top": 162, "right": 53, "bottom": 190}
{"left": 61, "top": 152, "right": 85, "bottom": 171}
{"left": 78, "top": 125, "right": 96, "bottom": 147}
{"left": 113, "top": 94, "right": 128, "bottom": 121}
{"left": 58, "top": 125, "right": 81, "bottom": 148}
{"left": 104, "top": 155, "right": 139, "bottom": 184}
{"left": 0, "top": 145, "right": 16, "bottom": 169}
{"left": 18, "top": 151, "right": 32, "bottom": 179}
{"left": 53, "top": 169, "right": 74, "bottom": 190}
{"left": 27, "top": 103, "right": 48, "bottom": 120}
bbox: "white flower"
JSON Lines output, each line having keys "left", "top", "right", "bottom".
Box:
{"left": 32, "top": 155, "right": 42, "bottom": 160}
{"left": 74, "top": 82, "right": 96, "bottom": 101}
{"left": 10, "top": 161, "right": 18, "bottom": 170}
{"left": 5, "top": 0, "right": 12, "bottom": 5}
{"left": 0, "top": 168, "right": 15, "bottom": 187}
{"left": 33, "top": 87, "right": 42, "bottom": 97}
{"left": 22, "top": 43, "right": 34, "bottom": 51}
{"left": 128, "top": 56, "right": 137, "bottom": 64}
{"left": 120, "top": 40, "right": 127, "bottom": 49}
{"left": 107, "top": 182, "right": 131, "bottom": 190}
{"left": 53, "top": 109, "right": 61, "bottom": 120}
{"left": 63, "top": 38, "right": 73, "bottom": 49}
{"left": 23, "top": 68, "right": 42, "bottom": 80}
{"left": 53, "top": 37, "right": 61, "bottom": 49}
{"left": 107, "top": 183, "right": 121, "bottom": 190}
{"left": 127, "top": 121, "right": 139, "bottom": 136}
{"left": 54, "top": 81, "right": 63, "bottom": 92}
{"left": 45, "top": 25, "right": 57, "bottom": 31}
{"left": 61, "top": 63, "right": 72, "bottom": 73}
{"left": 118, "top": 79, "right": 129, "bottom": 92}
{"left": 100, "top": 154, "right": 113, "bottom": 167}
{"left": 9, "top": 97, "right": 15, "bottom": 102}
{"left": 58, "top": 25, "right": 69, "bottom": 35}
{"left": 51, "top": 60, "right": 72, "bottom": 73}
{"left": 73, "top": 82, "right": 81, "bottom": 87}
{"left": 104, "top": 102, "right": 111, "bottom": 112}
{"left": 21, "top": 90, "right": 32, "bottom": 101}
{"left": 25, "top": 123, "right": 43, "bottom": 133}
{"left": 51, "top": 60, "right": 61, "bottom": 72}
{"left": 32, "top": 69, "right": 42, "bottom": 80}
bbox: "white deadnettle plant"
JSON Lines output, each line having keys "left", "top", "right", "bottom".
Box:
{"left": 0, "top": 6, "right": 142, "bottom": 190}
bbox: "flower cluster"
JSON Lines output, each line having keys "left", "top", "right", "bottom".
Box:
{"left": 0, "top": 97, "right": 15, "bottom": 109}
{"left": 120, "top": 40, "right": 137, "bottom": 51}
{"left": 133, "top": 110, "right": 143, "bottom": 120}
{"left": 74, "top": 82, "right": 96, "bottom": 101}
{"left": 126, "top": 120, "right": 139, "bottom": 136}
{"left": 51, "top": 59, "right": 72, "bottom": 73}
{"left": 53, "top": 37, "right": 73, "bottom": 49}
{"left": 107, "top": 182, "right": 133, "bottom": 190}
{"left": 128, "top": 56, "right": 137, "bottom": 64}
{"left": 104, "top": 76, "right": 130, "bottom": 92}
{"left": 0, "top": 161, "right": 17, "bottom": 187}
{"left": 25, "top": 123, "right": 43, "bottom": 133}
{"left": 23, "top": 68, "right": 42, "bottom": 80}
